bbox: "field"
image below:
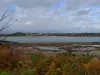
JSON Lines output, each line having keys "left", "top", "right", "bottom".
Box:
{"left": 0, "top": 43, "right": 100, "bottom": 75}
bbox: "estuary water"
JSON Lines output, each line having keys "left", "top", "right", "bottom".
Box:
{"left": 2, "top": 36, "right": 100, "bottom": 43}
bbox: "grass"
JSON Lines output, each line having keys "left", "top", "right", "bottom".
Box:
{"left": 0, "top": 44, "right": 100, "bottom": 75}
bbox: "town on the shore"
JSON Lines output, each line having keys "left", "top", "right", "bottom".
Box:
{"left": 0, "top": 32, "right": 100, "bottom": 36}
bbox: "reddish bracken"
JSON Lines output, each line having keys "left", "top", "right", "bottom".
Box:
{"left": 6, "top": 55, "right": 24, "bottom": 62}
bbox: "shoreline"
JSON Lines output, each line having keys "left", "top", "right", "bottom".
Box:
{"left": 17, "top": 42, "right": 100, "bottom": 47}
{"left": 1, "top": 36, "right": 100, "bottom": 37}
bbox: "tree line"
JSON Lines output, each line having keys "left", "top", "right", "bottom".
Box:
{"left": 1, "top": 32, "right": 100, "bottom": 36}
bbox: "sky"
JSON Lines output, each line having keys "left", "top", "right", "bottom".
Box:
{"left": 1, "top": 0, "right": 100, "bottom": 33}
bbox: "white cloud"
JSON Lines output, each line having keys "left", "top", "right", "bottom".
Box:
{"left": 1, "top": 0, "right": 100, "bottom": 33}
{"left": 25, "top": 21, "right": 32, "bottom": 25}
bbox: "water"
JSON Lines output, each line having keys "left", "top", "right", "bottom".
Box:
{"left": 37, "top": 46, "right": 60, "bottom": 50}
{"left": 3, "top": 36, "right": 100, "bottom": 43}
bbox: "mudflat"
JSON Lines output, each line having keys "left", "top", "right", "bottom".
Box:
{"left": 18, "top": 42, "right": 100, "bottom": 47}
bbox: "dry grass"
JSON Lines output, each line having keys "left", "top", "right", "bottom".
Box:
{"left": 83, "top": 57, "right": 100, "bottom": 70}
{"left": 0, "top": 44, "right": 100, "bottom": 75}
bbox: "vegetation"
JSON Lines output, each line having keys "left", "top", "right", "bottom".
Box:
{"left": 0, "top": 5, "right": 17, "bottom": 41}
{"left": 0, "top": 44, "right": 100, "bottom": 75}
{"left": 1, "top": 32, "right": 100, "bottom": 37}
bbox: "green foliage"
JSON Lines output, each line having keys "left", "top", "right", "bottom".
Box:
{"left": 31, "top": 54, "right": 42, "bottom": 63}
{"left": 0, "top": 72, "right": 11, "bottom": 75}
{"left": 21, "top": 69, "right": 38, "bottom": 75}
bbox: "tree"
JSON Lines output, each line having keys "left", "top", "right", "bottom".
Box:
{"left": 0, "top": 10, "right": 16, "bottom": 31}
{"left": 0, "top": 6, "right": 17, "bottom": 40}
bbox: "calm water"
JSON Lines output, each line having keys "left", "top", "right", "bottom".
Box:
{"left": 3, "top": 36, "right": 100, "bottom": 43}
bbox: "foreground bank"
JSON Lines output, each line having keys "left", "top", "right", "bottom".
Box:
{"left": 0, "top": 42, "right": 100, "bottom": 74}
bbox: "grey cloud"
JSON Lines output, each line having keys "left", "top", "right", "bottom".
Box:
{"left": 7, "top": 6, "right": 100, "bottom": 32}
{"left": 0, "top": 0, "right": 61, "bottom": 8}
{"left": 70, "top": 15, "right": 92, "bottom": 23}
{"left": 66, "top": 0, "right": 86, "bottom": 9}
{"left": 1, "top": 0, "right": 100, "bottom": 33}
{"left": 2, "top": 0, "right": 100, "bottom": 9}
{"left": 7, "top": 8, "right": 87, "bottom": 32}
{"left": 12, "top": 0, "right": 61, "bottom": 8}
{"left": 76, "top": 8, "right": 91, "bottom": 16}
{"left": 66, "top": 0, "right": 100, "bottom": 9}
{"left": 9, "top": 7, "right": 71, "bottom": 31}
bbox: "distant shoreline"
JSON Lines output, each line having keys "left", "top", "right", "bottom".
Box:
{"left": 1, "top": 35, "right": 100, "bottom": 37}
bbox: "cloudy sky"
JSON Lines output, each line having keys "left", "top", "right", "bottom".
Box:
{"left": 1, "top": 0, "right": 100, "bottom": 33}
